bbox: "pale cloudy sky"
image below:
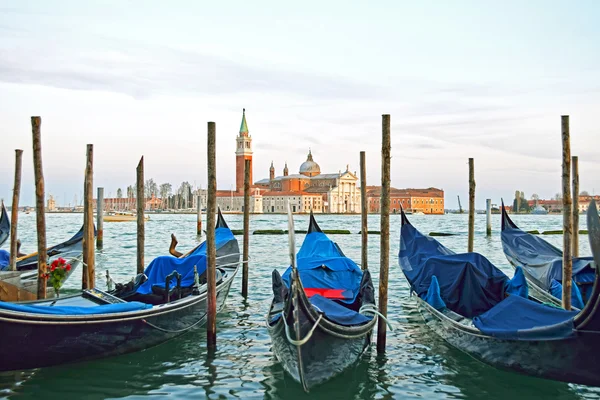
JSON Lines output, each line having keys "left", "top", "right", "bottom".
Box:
{"left": 0, "top": 0, "right": 598, "bottom": 208}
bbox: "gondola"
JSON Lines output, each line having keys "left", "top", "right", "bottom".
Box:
{"left": 267, "top": 211, "right": 378, "bottom": 392}
{"left": 0, "top": 211, "right": 240, "bottom": 372}
{"left": 501, "top": 203, "right": 595, "bottom": 308}
{"left": 0, "top": 202, "right": 9, "bottom": 247}
{"left": 0, "top": 225, "right": 92, "bottom": 289}
{"left": 399, "top": 204, "right": 600, "bottom": 387}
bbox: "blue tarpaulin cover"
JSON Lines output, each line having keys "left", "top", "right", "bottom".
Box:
{"left": 399, "top": 222, "right": 512, "bottom": 318}
{"left": 310, "top": 294, "right": 372, "bottom": 326}
{"left": 282, "top": 231, "right": 363, "bottom": 303}
{"left": 0, "top": 249, "right": 9, "bottom": 270}
{"left": 136, "top": 227, "right": 235, "bottom": 295}
{"left": 0, "top": 300, "right": 151, "bottom": 315}
{"left": 550, "top": 279, "right": 585, "bottom": 310}
{"left": 473, "top": 294, "right": 578, "bottom": 340}
{"left": 501, "top": 211, "right": 595, "bottom": 294}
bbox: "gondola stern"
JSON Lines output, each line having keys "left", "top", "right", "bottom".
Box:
{"left": 501, "top": 199, "right": 518, "bottom": 231}
{"left": 216, "top": 207, "right": 229, "bottom": 229}
{"left": 307, "top": 211, "right": 322, "bottom": 234}
{"left": 400, "top": 206, "right": 411, "bottom": 226}
{"left": 575, "top": 200, "right": 600, "bottom": 330}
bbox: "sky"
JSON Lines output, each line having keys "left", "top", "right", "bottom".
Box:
{"left": 0, "top": 0, "right": 599, "bottom": 209}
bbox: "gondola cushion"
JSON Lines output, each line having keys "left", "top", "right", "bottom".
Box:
{"left": 310, "top": 294, "right": 372, "bottom": 326}
{"left": 0, "top": 301, "right": 152, "bottom": 315}
{"left": 472, "top": 294, "right": 578, "bottom": 340}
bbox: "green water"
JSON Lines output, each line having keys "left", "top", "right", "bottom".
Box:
{"left": 1, "top": 213, "right": 598, "bottom": 399}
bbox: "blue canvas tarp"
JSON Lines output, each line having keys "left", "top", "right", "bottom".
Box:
{"left": 0, "top": 300, "right": 151, "bottom": 315}
{"left": 310, "top": 294, "right": 372, "bottom": 326}
{"left": 400, "top": 221, "right": 513, "bottom": 318}
{"left": 136, "top": 227, "right": 235, "bottom": 295}
{"left": 0, "top": 249, "right": 9, "bottom": 270}
{"left": 501, "top": 210, "right": 595, "bottom": 293}
{"left": 282, "top": 231, "right": 363, "bottom": 303}
{"left": 473, "top": 294, "right": 578, "bottom": 340}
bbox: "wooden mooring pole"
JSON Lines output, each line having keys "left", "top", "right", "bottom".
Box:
{"left": 242, "top": 159, "right": 250, "bottom": 298}
{"left": 82, "top": 144, "right": 95, "bottom": 289}
{"left": 136, "top": 157, "right": 145, "bottom": 274}
{"left": 207, "top": 121, "right": 217, "bottom": 349}
{"left": 31, "top": 117, "right": 47, "bottom": 299}
{"left": 562, "top": 116, "right": 573, "bottom": 310}
{"left": 9, "top": 149, "right": 23, "bottom": 272}
{"left": 468, "top": 158, "right": 475, "bottom": 252}
{"left": 377, "top": 114, "right": 391, "bottom": 354}
{"left": 96, "top": 187, "right": 104, "bottom": 249}
{"left": 486, "top": 199, "right": 492, "bottom": 236}
{"left": 360, "top": 151, "right": 368, "bottom": 270}
{"left": 572, "top": 156, "right": 579, "bottom": 257}
{"left": 197, "top": 195, "right": 203, "bottom": 236}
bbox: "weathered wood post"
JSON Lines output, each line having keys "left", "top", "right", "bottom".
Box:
{"left": 96, "top": 187, "right": 104, "bottom": 249}
{"left": 242, "top": 159, "right": 251, "bottom": 298}
{"left": 136, "top": 157, "right": 145, "bottom": 274}
{"left": 486, "top": 199, "right": 492, "bottom": 236}
{"left": 31, "top": 117, "right": 47, "bottom": 299}
{"left": 562, "top": 116, "right": 573, "bottom": 310}
{"left": 82, "top": 144, "right": 95, "bottom": 289}
{"left": 468, "top": 158, "right": 475, "bottom": 252}
{"left": 572, "top": 156, "right": 579, "bottom": 257}
{"left": 360, "top": 151, "right": 368, "bottom": 270}
{"left": 9, "top": 149, "right": 23, "bottom": 271}
{"left": 377, "top": 114, "right": 391, "bottom": 354}
{"left": 207, "top": 121, "right": 218, "bottom": 349}
{"left": 197, "top": 195, "right": 203, "bottom": 236}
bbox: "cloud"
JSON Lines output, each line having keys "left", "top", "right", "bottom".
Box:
{"left": 0, "top": 39, "right": 388, "bottom": 101}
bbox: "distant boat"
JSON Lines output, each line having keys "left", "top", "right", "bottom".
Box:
{"left": 413, "top": 210, "right": 425, "bottom": 215}
{"left": 103, "top": 211, "right": 150, "bottom": 222}
{"left": 531, "top": 205, "right": 548, "bottom": 215}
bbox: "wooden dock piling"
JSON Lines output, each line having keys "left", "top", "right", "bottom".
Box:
{"left": 197, "top": 195, "right": 202, "bottom": 236}
{"left": 82, "top": 144, "right": 95, "bottom": 289}
{"left": 207, "top": 121, "right": 217, "bottom": 349}
{"left": 377, "top": 114, "right": 391, "bottom": 354}
{"left": 242, "top": 159, "right": 250, "bottom": 298}
{"left": 486, "top": 199, "right": 492, "bottom": 236}
{"left": 561, "top": 116, "right": 573, "bottom": 310}
{"left": 136, "top": 157, "right": 145, "bottom": 274}
{"left": 360, "top": 151, "right": 368, "bottom": 270}
{"left": 31, "top": 117, "right": 47, "bottom": 299}
{"left": 9, "top": 150, "right": 23, "bottom": 272}
{"left": 96, "top": 187, "right": 104, "bottom": 249}
{"left": 572, "top": 156, "right": 579, "bottom": 257}
{"left": 468, "top": 158, "right": 475, "bottom": 252}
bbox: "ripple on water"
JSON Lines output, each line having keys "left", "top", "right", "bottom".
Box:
{"left": 1, "top": 213, "right": 599, "bottom": 399}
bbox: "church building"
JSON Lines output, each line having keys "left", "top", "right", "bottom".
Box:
{"left": 209, "top": 109, "right": 361, "bottom": 213}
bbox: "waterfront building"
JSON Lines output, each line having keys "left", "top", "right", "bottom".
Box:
{"left": 366, "top": 186, "right": 445, "bottom": 214}
{"left": 47, "top": 195, "right": 56, "bottom": 211}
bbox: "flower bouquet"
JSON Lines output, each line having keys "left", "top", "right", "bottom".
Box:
{"left": 43, "top": 257, "right": 72, "bottom": 297}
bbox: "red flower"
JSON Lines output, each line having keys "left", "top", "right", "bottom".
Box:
{"left": 51, "top": 265, "right": 56, "bottom": 272}
{"left": 51, "top": 259, "right": 59, "bottom": 268}
{"left": 58, "top": 257, "right": 66, "bottom": 264}
{"left": 66, "top": 265, "right": 72, "bottom": 271}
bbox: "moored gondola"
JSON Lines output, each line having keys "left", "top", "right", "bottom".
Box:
{"left": 399, "top": 204, "right": 600, "bottom": 387}
{"left": 0, "top": 202, "right": 9, "bottom": 247}
{"left": 267, "top": 210, "right": 378, "bottom": 392}
{"left": 501, "top": 203, "right": 595, "bottom": 307}
{"left": 0, "top": 211, "right": 239, "bottom": 372}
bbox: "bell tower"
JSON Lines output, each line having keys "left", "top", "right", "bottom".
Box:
{"left": 235, "top": 108, "right": 252, "bottom": 192}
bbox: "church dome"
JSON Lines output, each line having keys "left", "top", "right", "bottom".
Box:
{"left": 299, "top": 149, "right": 320, "bottom": 177}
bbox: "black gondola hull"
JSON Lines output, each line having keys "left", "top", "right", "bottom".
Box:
{"left": 267, "top": 300, "right": 372, "bottom": 390}
{"left": 0, "top": 267, "right": 237, "bottom": 372}
{"left": 415, "top": 296, "right": 600, "bottom": 387}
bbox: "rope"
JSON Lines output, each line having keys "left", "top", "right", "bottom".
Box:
{"left": 283, "top": 312, "right": 323, "bottom": 346}
{"left": 359, "top": 305, "right": 394, "bottom": 331}
{"left": 141, "top": 314, "right": 206, "bottom": 333}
